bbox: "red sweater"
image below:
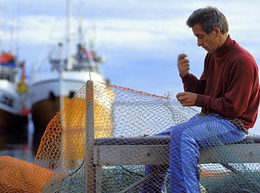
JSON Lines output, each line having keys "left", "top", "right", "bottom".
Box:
{"left": 182, "top": 36, "right": 260, "bottom": 129}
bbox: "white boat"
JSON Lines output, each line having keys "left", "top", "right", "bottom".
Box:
{"left": 28, "top": 1, "right": 109, "bottom": 154}
{"left": 0, "top": 52, "right": 28, "bottom": 137}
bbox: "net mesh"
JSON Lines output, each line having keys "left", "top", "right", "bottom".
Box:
{"left": 1, "top": 80, "right": 260, "bottom": 193}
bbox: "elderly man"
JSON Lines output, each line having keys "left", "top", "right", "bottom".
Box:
{"left": 142, "top": 6, "right": 259, "bottom": 193}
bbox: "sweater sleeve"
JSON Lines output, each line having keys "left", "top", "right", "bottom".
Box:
{"left": 182, "top": 72, "right": 206, "bottom": 94}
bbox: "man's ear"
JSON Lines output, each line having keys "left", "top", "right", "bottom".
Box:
{"left": 214, "top": 27, "right": 221, "bottom": 37}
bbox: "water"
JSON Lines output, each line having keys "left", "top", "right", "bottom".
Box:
{"left": 0, "top": 114, "right": 35, "bottom": 163}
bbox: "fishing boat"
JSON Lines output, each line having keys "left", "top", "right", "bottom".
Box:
{"left": 28, "top": 1, "right": 110, "bottom": 154}
{"left": 0, "top": 51, "right": 28, "bottom": 144}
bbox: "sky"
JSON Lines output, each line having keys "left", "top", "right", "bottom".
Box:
{"left": 1, "top": 0, "right": 260, "bottom": 134}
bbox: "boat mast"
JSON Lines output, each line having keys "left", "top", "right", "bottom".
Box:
{"left": 78, "top": 0, "right": 83, "bottom": 45}
{"left": 60, "top": 0, "right": 72, "bottom": 110}
{"left": 66, "top": 0, "right": 72, "bottom": 70}
{"left": 0, "top": 0, "right": 2, "bottom": 53}
{"left": 59, "top": 43, "right": 64, "bottom": 110}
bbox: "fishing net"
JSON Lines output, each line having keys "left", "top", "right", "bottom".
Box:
{"left": 1, "top": 80, "right": 260, "bottom": 192}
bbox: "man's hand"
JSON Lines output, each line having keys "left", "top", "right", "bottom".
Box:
{"left": 176, "top": 92, "right": 197, "bottom": 106}
{"left": 178, "top": 53, "right": 190, "bottom": 78}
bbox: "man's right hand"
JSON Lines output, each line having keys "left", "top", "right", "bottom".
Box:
{"left": 178, "top": 53, "right": 190, "bottom": 78}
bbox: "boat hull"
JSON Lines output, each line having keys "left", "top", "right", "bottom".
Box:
{"left": 31, "top": 96, "right": 70, "bottom": 155}
{"left": 0, "top": 80, "right": 22, "bottom": 115}
{"left": 0, "top": 109, "right": 28, "bottom": 150}
{"left": 0, "top": 109, "right": 15, "bottom": 130}
{"left": 0, "top": 79, "right": 28, "bottom": 148}
{"left": 29, "top": 71, "right": 107, "bottom": 154}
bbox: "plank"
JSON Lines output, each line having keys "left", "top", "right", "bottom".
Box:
{"left": 93, "top": 136, "right": 260, "bottom": 166}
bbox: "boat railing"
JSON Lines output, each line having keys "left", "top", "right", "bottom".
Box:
{"left": 49, "top": 56, "right": 102, "bottom": 73}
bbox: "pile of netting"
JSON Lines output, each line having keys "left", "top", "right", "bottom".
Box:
{"left": 1, "top": 80, "right": 260, "bottom": 193}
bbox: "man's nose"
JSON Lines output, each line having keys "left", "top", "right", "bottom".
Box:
{"left": 197, "top": 39, "right": 203, "bottom": 47}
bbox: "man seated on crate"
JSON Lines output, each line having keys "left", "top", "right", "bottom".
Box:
{"left": 141, "top": 6, "right": 260, "bottom": 193}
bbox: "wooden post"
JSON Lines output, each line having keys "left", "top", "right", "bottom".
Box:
{"left": 85, "top": 80, "right": 96, "bottom": 192}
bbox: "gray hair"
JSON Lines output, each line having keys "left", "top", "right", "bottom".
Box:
{"left": 186, "top": 6, "right": 229, "bottom": 35}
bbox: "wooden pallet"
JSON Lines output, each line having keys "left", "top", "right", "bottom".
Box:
{"left": 84, "top": 80, "right": 260, "bottom": 192}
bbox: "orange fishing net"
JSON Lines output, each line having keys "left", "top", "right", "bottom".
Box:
{"left": 0, "top": 156, "right": 63, "bottom": 192}
{"left": 0, "top": 80, "right": 260, "bottom": 192}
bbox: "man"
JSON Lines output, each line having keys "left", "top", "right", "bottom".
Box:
{"left": 141, "top": 6, "right": 259, "bottom": 193}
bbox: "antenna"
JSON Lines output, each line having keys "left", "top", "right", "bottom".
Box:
{"left": 78, "top": 0, "right": 84, "bottom": 44}
{"left": 0, "top": 1, "right": 2, "bottom": 53}
{"left": 66, "top": 0, "right": 72, "bottom": 70}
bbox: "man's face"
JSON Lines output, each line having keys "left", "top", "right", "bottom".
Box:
{"left": 192, "top": 24, "right": 219, "bottom": 54}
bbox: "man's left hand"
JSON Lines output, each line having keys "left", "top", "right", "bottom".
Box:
{"left": 176, "top": 92, "right": 197, "bottom": 106}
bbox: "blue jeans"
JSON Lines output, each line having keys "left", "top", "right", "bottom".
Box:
{"left": 141, "top": 114, "right": 246, "bottom": 193}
